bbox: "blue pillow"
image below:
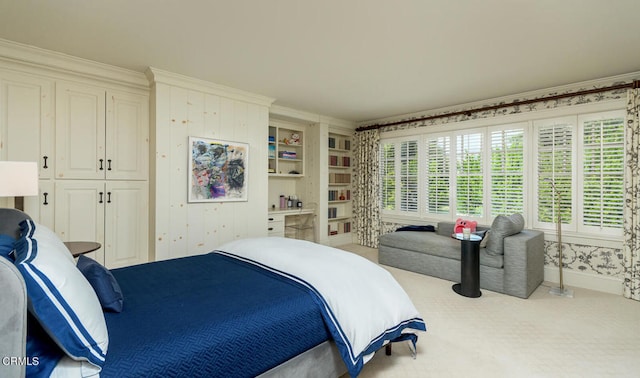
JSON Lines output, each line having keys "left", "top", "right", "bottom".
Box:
{"left": 0, "top": 234, "right": 15, "bottom": 261}
{"left": 13, "top": 220, "right": 108, "bottom": 375}
{"left": 77, "top": 255, "right": 124, "bottom": 313}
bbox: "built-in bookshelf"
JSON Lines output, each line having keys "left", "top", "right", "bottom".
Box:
{"left": 269, "top": 122, "right": 304, "bottom": 177}
{"left": 327, "top": 132, "right": 353, "bottom": 237}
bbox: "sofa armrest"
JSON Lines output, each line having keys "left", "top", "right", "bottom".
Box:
{"left": 502, "top": 229, "right": 545, "bottom": 298}
{"left": 0, "top": 257, "right": 27, "bottom": 378}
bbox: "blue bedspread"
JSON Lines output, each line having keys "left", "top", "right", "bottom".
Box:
{"left": 102, "top": 253, "right": 330, "bottom": 378}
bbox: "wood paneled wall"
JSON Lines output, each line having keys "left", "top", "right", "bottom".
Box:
{"left": 148, "top": 68, "right": 273, "bottom": 261}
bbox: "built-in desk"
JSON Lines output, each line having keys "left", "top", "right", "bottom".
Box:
{"left": 268, "top": 208, "right": 315, "bottom": 238}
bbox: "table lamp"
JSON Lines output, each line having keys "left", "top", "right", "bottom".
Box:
{"left": 0, "top": 161, "right": 39, "bottom": 211}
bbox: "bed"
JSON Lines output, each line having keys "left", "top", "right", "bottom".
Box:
{"left": 0, "top": 209, "right": 426, "bottom": 377}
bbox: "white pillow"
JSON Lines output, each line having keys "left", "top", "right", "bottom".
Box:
{"left": 13, "top": 220, "right": 108, "bottom": 375}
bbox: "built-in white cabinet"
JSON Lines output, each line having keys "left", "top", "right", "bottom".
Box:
{"left": 53, "top": 81, "right": 149, "bottom": 267}
{"left": 0, "top": 63, "right": 149, "bottom": 268}
{"left": 54, "top": 180, "right": 148, "bottom": 268}
{"left": 55, "top": 82, "right": 148, "bottom": 180}
{"left": 0, "top": 70, "right": 54, "bottom": 179}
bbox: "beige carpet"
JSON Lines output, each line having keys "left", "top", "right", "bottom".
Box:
{"left": 336, "top": 244, "right": 640, "bottom": 378}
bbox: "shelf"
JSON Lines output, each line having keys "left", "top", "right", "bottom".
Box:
{"left": 269, "top": 173, "right": 305, "bottom": 178}
{"left": 327, "top": 131, "right": 353, "bottom": 238}
{"left": 269, "top": 123, "right": 304, "bottom": 177}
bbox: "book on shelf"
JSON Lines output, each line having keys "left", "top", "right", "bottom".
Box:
{"left": 278, "top": 151, "right": 297, "bottom": 159}
{"left": 328, "top": 189, "right": 351, "bottom": 201}
{"left": 329, "top": 173, "right": 351, "bottom": 184}
{"left": 329, "top": 155, "right": 351, "bottom": 167}
{"left": 327, "top": 221, "right": 351, "bottom": 235}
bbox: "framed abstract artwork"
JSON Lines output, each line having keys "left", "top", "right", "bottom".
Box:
{"left": 189, "top": 137, "right": 249, "bottom": 202}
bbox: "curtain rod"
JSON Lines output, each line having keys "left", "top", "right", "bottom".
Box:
{"left": 356, "top": 80, "right": 640, "bottom": 132}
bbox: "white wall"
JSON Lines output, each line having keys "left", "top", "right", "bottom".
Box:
{"left": 147, "top": 68, "right": 273, "bottom": 261}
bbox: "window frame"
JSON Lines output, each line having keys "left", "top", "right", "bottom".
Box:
{"left": 378, "top": 102, "right": 626, "bottom": 243}
{"left": 576, "top": 109, "right": 626, "bottom": 237}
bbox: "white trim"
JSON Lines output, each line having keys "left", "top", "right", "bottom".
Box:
{"left": 0, "top": 38, "right": 148, "bottom": 90}
{"left": 544, "top": 267, "right": 623, "bottom": 296}
{"left": 145, "top": 67, "right": 275, "bottom": 107}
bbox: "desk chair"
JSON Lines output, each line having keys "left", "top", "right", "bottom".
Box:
{"left": 286, "top": 203, "right": 317, "bottom": 243}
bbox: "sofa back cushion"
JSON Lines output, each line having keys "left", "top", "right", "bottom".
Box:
{"left": 485, "top": 214, "right": 525, "bottom": 256}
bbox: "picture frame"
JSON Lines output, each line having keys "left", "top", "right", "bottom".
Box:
{"left": 188, "top": 136, "right": 249, "bottom": 202}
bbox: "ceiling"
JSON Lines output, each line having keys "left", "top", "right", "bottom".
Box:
{"left": 1, "top": 0, "right": 639, "bottom": 123}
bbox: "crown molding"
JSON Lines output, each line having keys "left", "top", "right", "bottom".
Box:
{"left": 146, "top": 67, "right": 274, "bottom": 107}
{"left": 0, "top": 38, "right": 148, "bottom": 89}
{"left": 270, "top": 104, "right": 355, "bottom": 129}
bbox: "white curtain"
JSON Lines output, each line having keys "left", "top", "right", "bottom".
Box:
{"left": 353, "top": 129, "right": 381, "bottom": 248}
{"left": 624, "top": 88, "right": 640, "bottom": 301}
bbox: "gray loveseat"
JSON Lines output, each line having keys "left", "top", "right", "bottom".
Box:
{"left": 378, "top": 216, "right": 544, "bottom": 298}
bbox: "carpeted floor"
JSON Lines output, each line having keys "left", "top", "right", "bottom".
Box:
{"left": 336, "top": 243, "right": 640, "bottom": 378}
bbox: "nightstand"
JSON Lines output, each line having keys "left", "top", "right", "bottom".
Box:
{"left": 64, "top": 241, "right": 101, "bottom": 257}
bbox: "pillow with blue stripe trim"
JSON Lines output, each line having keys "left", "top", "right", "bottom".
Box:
{"left": 13, "top": 220, "right": 108, "bottom": 375}
{"left": 0, "top": 234, "right": 15, "bottom": 261}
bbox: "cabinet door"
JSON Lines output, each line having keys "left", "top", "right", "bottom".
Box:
{"left": 23, "top": 180, "right": 55, "bottom": 229}
{"left": 54, "top": 180, "right": 105, "bottom": 263}
{"left": 104, "top": 181, "right": 148, "bottom": 268}
{"left": 56, "top": 82, "right": 106, "bottom": 180}
{"left": 0, "top": 71, "right": 54, "bottom": 178}
{"left": 106, "top": 91, "right": 148, "bottom": 180}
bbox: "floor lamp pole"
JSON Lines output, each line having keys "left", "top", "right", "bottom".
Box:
{"left": 549, "top": 181, "right": 573, "bottom": 298}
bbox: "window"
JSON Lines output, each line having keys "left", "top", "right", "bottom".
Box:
{"left": 425, "top": 136, "right": 450, "bottom": 215}
{"left": 535, "top": 117, "right": 574, "bottom": 228}
{"left": 456, "top": 132, "right": 483, "bottom": 217}
{"left": 490, "top": 127, "right": 525, "bottom": 216}
{"left": 579, "top": 112, "right": 625, "bottom": 233}
{"left": 379, "top": 139, "right": 418, "bottom": 214}
{"left": 378, "top": 108, "right": 625, "bottom": 240}
{"left": 399, "top": 141, "right": 419, "bottom": 212}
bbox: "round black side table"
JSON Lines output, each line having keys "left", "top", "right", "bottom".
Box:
{"left": 452, "top": 233, "right": 482, "bottom": 298}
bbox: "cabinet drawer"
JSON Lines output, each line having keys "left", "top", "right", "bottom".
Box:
{"left": 268, "top": 220, "right": 284, "bottom": 235}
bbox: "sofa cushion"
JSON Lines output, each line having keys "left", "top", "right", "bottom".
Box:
{"left": 485, "top": 214, "right": 525, "bottom": 256}
{"left": 379, "top": 231, "right": 504, "bottom": 268}
{"left": 380, "top": 231, "right": 459, "bottom": 257}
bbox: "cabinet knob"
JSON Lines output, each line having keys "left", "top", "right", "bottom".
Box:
{"left": 107, "top": 159, "right": 112, "bottom": 171}
{"left": 268, "top": 227, "right": 274, "bottom": 231}
{"left": 42, "top": 156, "right": 48, "bottom": 169}
{"left": 43, "top": 192, "right": 49, "bottom": 205}
{"left": 99, "top": 192, "right": 104, "bottom": 203}
{"left": 107, "top": 192, "right": 112, "bottom": 203}
{"left": 99, "top": 159, "right": 104, "bottom": 171}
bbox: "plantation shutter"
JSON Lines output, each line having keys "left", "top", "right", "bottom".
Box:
{"left": 537, "top": 122, "right": 573, "bottom": 225}
{"left": 399, "top": 140, "right": 418, "bottom": 212}
{"left": 379, "top": 142, "right": 395, "bottom": 210}
{"left": 456, "top": 132, "right": 483, "bottom": 216}
{"left": 490, "top": 128, "right": 524, "bottom": 216}
{"left": 425, "top": 136, "right": 450, "bottom": 215}
{"left": 582, "top": 116, "right": 624, "bottom": 229}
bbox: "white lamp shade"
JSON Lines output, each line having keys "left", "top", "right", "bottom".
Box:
{"left": 0, "top": 161, "right": 39, "bottom": 197}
